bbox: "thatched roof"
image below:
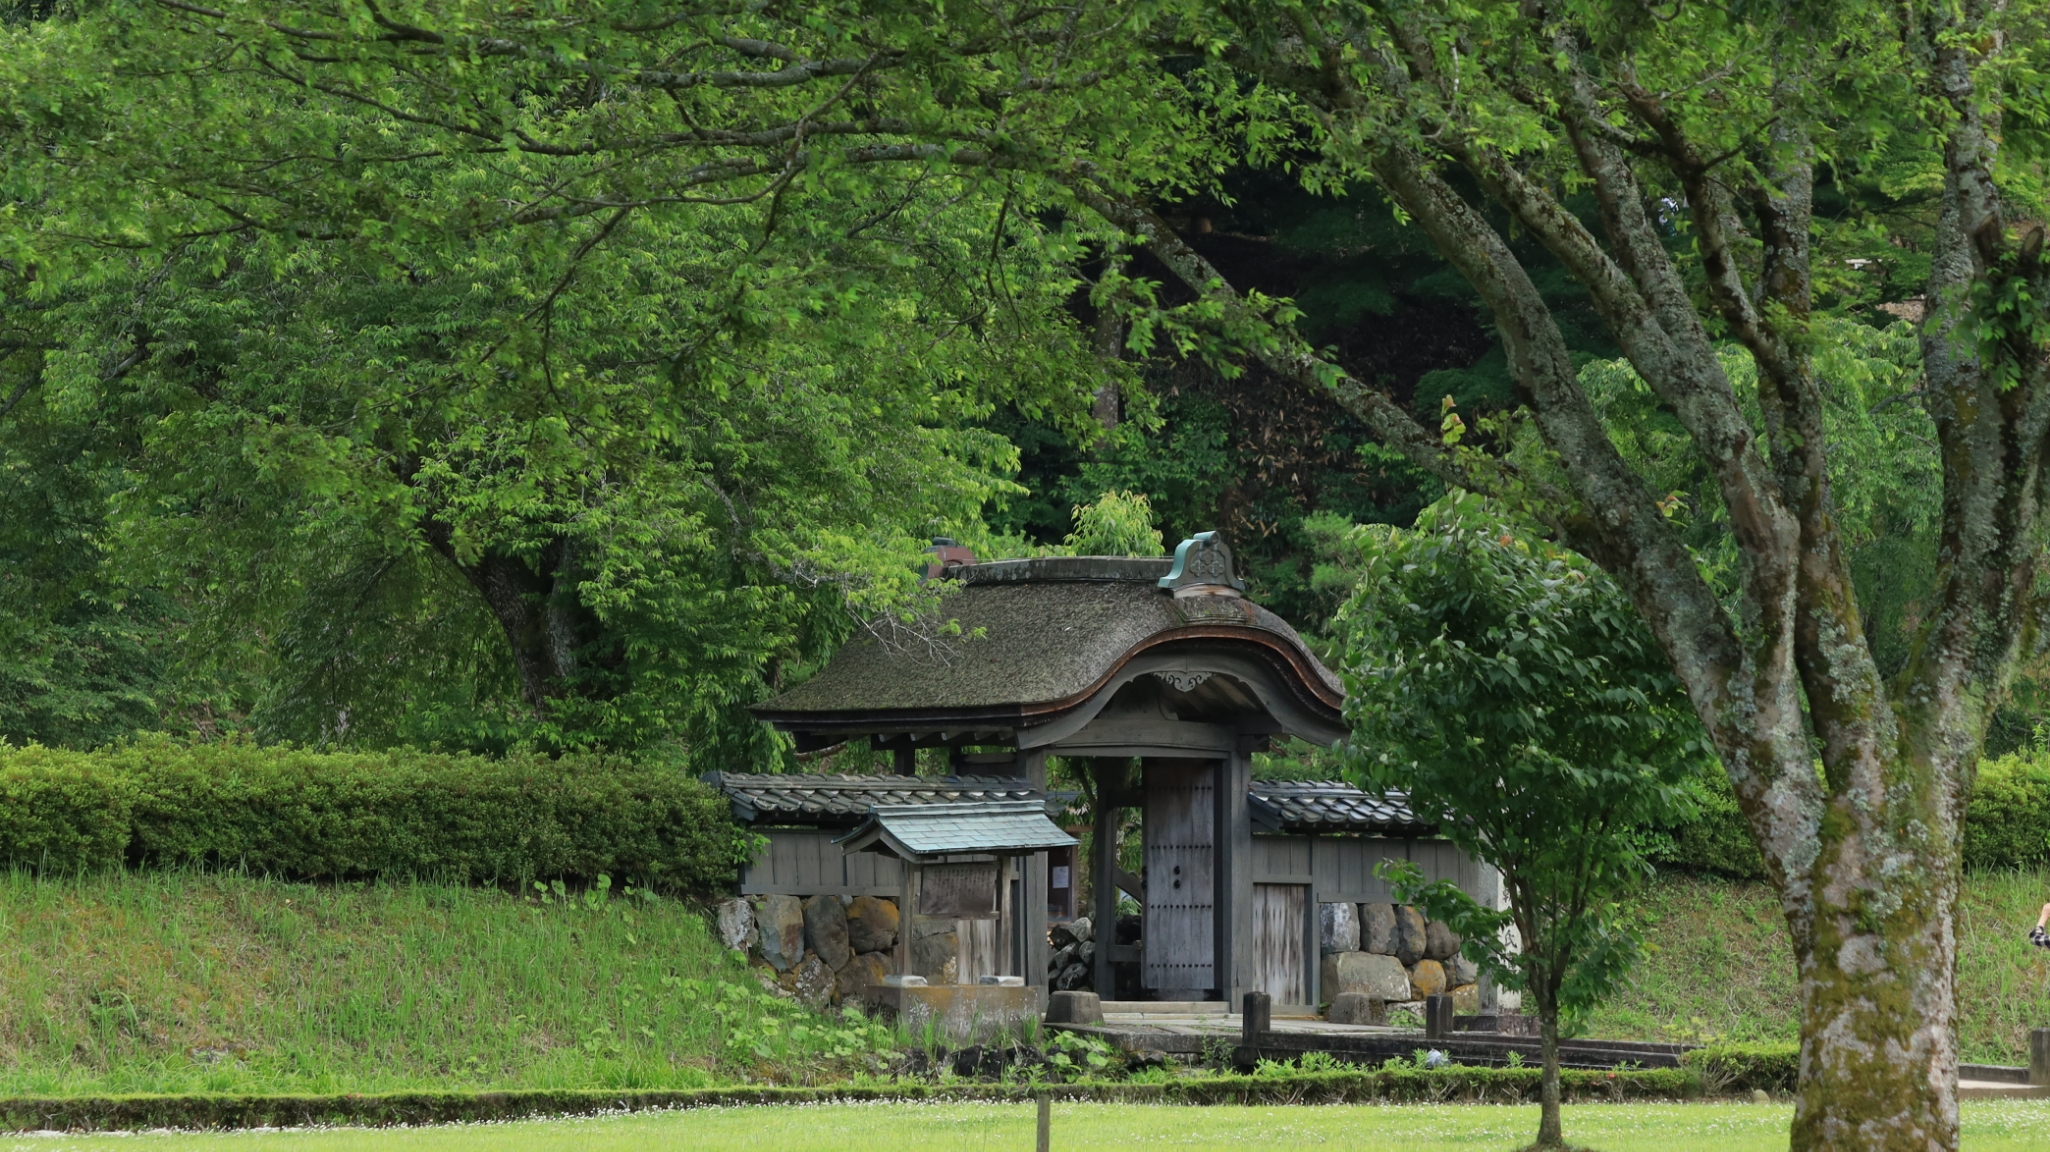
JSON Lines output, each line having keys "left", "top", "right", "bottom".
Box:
{"left": 751, "top": 543, "right": 1343, "bottom": 742}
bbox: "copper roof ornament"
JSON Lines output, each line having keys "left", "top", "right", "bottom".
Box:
{"left": 1157, "top": 531, "right": 1245, "bottom": 597}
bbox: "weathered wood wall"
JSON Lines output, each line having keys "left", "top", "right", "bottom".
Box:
{"left": 1251, "top": 834, "right": 1497, "bottom": 906}
{"left": 1251, "top": 883, "right": 1307, "bottom": 1004}
{"left": 738, "top": 828, "right": 906, "bottom": 897}
{"left": 1251, "top": 833, "right": 1502, "bottom": 1006}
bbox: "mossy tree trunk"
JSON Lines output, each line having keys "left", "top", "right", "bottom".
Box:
{"left": 1085, "top": 6, "right": 2049, "bottom": 1148}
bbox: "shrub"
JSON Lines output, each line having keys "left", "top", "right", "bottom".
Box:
{"left": 1660, "top": 750, "right": 2050, "bottom": 876}
{"left": 1964, "top": 753, "right": 2050, "bottom": 870}
{"left": 1654, "top": 767, "right": 1767, "bottom": 880}
{"left": 0, "top": 738, "right": 752, "bottom": 892}
{"left": 1679, "top": 1043, "right": 1799, "bottom": 1094}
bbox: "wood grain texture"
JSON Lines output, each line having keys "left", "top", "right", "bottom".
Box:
{"left": 1144, "top": 761, "right": 1215, "bottom": 994}
{"left": 1252, "top": 883, "right": 1307, "bottom": 1004}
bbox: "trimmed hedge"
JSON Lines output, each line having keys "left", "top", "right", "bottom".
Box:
{"left": 1679, "top": 1043, "right": 1799, "bottom": 1095}
{"left": 0, "top": 738, "right": 752, "bottom": 893}
{"left": 1965, "top": 753, "right": 2050, "bottom": 870}
{"left": 1661, "top": 749, "right": 2050, "bottom": 877}
{"left": 1657, "top": 770, "right": 1768, "bottom": 879}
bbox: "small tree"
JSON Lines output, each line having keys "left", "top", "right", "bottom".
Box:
{"left": 1334, "top": 493, "right": 1708, "bottom": 1150}
{"left": 1064, "top": 491, "right": 1165, "bottom": 557}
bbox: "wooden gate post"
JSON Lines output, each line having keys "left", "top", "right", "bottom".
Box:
{"left": 1242, "top": 990, "right": 1272, "bottom": 1045}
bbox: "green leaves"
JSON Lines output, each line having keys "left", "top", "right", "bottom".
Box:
{"left": 1332, "top": 491, "right": 1709, "bottom": 1028}
{"left": 2, "top": 0, "right": 1201, "bottom": 753}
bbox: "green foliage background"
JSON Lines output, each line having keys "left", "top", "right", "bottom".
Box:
{"left": 0, "top": 739, "right": 751, "bottom": 892}
{"left": 3, "top": 0, "right": 2042, "bottom": 775}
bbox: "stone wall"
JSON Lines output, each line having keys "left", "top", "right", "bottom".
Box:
{"left": 1046, "top": 917, "right": 1095, "bottom": 990}
{"left": 715, "top": 894, "right": 904, "bottom": 1009}
{"left": 1319, "top": 901, "right": 1480, "bottom": 1011}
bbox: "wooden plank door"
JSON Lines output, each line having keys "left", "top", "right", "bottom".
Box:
{"left": 1143, "top": 760, "right": 1216, "bottom": 997}
{"left": 1252, "top": 883, "right": 1307, "bottom": 1005}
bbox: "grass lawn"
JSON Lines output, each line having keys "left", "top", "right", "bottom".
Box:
{"left": 4, "top": 1101, "right": 2049, "bottom": 1151}
{"left": 0, "top": 871, "right": 885, "bottom": 1096}
{"left": 4, "top": 868, "right": 2048, "bottom": 1095}
{"left": 1585, "top": 871, "right": 2050, "bottom": 1064}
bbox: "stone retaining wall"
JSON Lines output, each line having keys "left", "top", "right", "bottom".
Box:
{"left": 1319, "top": 901, "right": 1481, "bottom": 1011}
{"left": 716, "top": 894, "right": 913, "bottom": 1008}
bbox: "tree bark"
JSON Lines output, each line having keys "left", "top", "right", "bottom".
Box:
{"left": 1536, "top": 1005, "right": 1563, "bottom": 1148}
{"left": 1108, "top": 7, "right": 2050, "bottom": 1148}
{"left": 421, "top": 526, "right": 606, "bottom": 709}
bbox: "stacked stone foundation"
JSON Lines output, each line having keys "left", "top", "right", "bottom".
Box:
{"left": 1318, "top": 901, "right": 1481, "bottom": 1014}
{"left": 716, "top": 894, "right": 914, "bottom": 1009}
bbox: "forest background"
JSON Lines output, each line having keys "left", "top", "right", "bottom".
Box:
{"left": 0, "top": 0, "right": 2028, "bottom": 784}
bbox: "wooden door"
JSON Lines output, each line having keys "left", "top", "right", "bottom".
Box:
{"left": 1143, "top": 760, "right": 1215, "bottom": 996}
{"left": 1252, "top": 883, "right": 1307, "bottom": 1005}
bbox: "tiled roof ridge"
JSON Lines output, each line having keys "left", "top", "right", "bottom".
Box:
{"left": 1250, "top": 778, "right": 1410, "bottom": 795}
{"left": 703, "top": 771, "right": 1027, "bottom": 788}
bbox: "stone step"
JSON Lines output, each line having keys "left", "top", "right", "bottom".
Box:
{"left": 1958, "top": 1080, "right": 2050, "bottom": 1100}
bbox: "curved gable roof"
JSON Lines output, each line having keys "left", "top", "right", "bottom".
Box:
{"left": 752, "top": 550, "right": 1344, "bottom": 740}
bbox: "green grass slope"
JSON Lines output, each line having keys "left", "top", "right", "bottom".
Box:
{"left": 1586, "top": 871, "right": 2050, "bottom": 1064}
{"left": 0, "top": 871, "right": 882, "bottom": 1096}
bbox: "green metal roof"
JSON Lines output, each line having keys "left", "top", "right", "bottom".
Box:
{"left": 834, "top": 800, "right": 1078, "bottom": 860}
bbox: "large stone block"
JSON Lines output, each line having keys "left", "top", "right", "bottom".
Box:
{"left": 912, "top": 920, "right": 959, "bottom": 983}
{"left": 846, "top": 895, "right": 900, "bottom": 954}
{"left": 803, "top": 894, "right": 853, "bottom": 970}
{"left": 1319, "top": 902, "right": 1360, "bottom": 954}
{"left": 836, "top": 951, "right": 892, "bottom": 1004}
{"left": 1394, "top": 905, "right": 1427, "bottom": 966}
{"left": 1448, "top": 954, "right": 1479, "bottom": 986}
{"left": 1408, "top": 958, "right": 1448, "bottom": 999}
{"left": 755, "top": 894, "right": 805, "bottom": 972}
{"left": 877, "top": 984, "right": 1036, "bottom": 1046}
{"left": 1319, "top": 950, "right": 1413, "bottom": 1003}
{"left": 792, "top": 953, "right": 836, "bottom": 1009}
{"left": 1045, "top": 990, "right": 1103, "bottom": 1025}
{"left": 1448, "top": 983, "right": 1481, "bottom": 1015}
{"left": 1424, "top": 920, "right": 1461, "bottom": 962}
{"left": 1326, "top": 992, "right": 1386, "bottom": 1026}
{"left": 714, "top": 897, "right": 756, "bottom": 953}
{"left": 1360, "top": 903, "right": 1398, "bottom": 955}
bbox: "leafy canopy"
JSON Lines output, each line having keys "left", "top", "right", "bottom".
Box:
{"left": 0, "top": 0, "right": 1221, "bottom": 753}
{"left": 1334, "top": 493, "right": 1710, "bottom": 1037}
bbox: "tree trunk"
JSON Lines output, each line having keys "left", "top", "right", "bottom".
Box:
{"left": 1089, "top": 14, "right": 2046, "bottom": 1146}
{"left": 421, "top": 526, "right": 607, "bottom": 709}
{"left": 1790, "top": 791, "right": 1962, "bottom": 1149}
{"left": 1535, "top": 1005, "right": 1564, "bottom": 1148}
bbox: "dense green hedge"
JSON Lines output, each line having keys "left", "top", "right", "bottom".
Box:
{"left": 1658, "top": 750, "right": 2050, "bottom": 878}
{"left": 1679, "top": 1043, "right": 1799, "bottom": 1094}
{"left": 0, "top": 739, "right": 752, "bottom": 892}
{"left": 1964, "top": 753, "right": 2050, "bottom": 870}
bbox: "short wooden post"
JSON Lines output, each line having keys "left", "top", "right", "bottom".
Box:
{"left": 1035, "top": 1092, "right": 1051, "bottom": 1152}
{"left": 1243, "top": 990, "right": 1272, "bottom": 1045}
{"left": 1425, "top": 993, "right": 1453, "bottom": 1039}
{"left": 2030, "top": 1028, "right": 2050, "bottom": 1087}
